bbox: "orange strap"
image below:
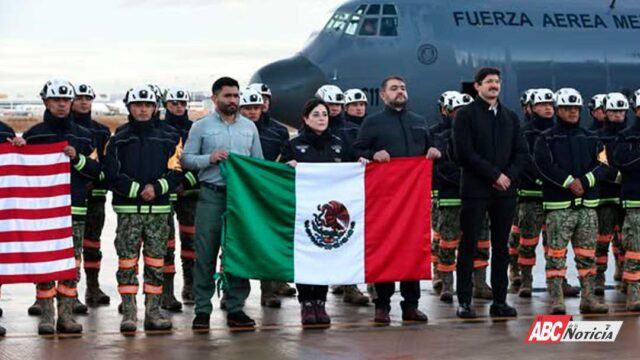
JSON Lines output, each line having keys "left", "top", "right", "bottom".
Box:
{"left": 143, "top": 283, "right": 163, "bottom": 295}
{"left": 179, "top": 225, "right": 195, "bottom": 235}
{"left": 508, "top": 247, "right": 519, "bottom": 256}
{"left": 476, "top": 240, "right": 491, "bottom": 249}
{"left": 143, "top": 256, "right": 164, "bottom": 268}
{"left": 83, "top": 239, "right": 101, "bottom": 249}
{"left": 440, "top": 239, "right": 459, "bottom": 249}
{"left": 473, "top": 260, "right": 489, "bottom": 269}
{"left": 84, "top": 260, "right": 101, "bottom": 269}
{"left": 119, "top": 257, "right": 139, "bottom": 269}
{"left": 520, "top": 237, "right": 539, "bottom": 247}
{"left": 436, "top": 263, "right": 456, "bottom": 272}
{"left": 574, "top": 247, "right": 596, "bottom": 258}
{"left": 163, "top": 264, "right": 176, "bottom": 274}
{"left": 545, "top": 268, "right": 567, "bottom": 278}
{"left": 36, "top": 287, "right": 57, "bottom": 299}
{"left": 596, "top": 256, "right": 608, "bottom": 265}
{"left": 511, "top": 225, "right": 520, "bottom": 234}
{"left": 577, "top": 267, "right": 596, "bottom": 278}
{"left": 57, "top": 284, "right": 77, "bottom": 297}
{"left": 597, "top": 234, "right": 613, "bottom": 243}
{"left": 623, "top": 272, "right": 640, "bottom": 282}
{"left": 180, "top": 249, "right": 196, "bottom": 260}
{"left": 625, "top": 251, "right": 640, "bottom": 261}
{"left": 118, "top": 285, "right": 139, "bottom": 295}
{"left": 517, "top": 257, "right": 536, "bottom": 266}
{"left": 547, "top": 248, "right": 567, "bottom": 258}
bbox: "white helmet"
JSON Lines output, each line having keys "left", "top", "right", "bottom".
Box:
{"left": 315, "top": 85, "right": 345, "bottom": 104}
{"left": 530, "top": 88, "right": 555, "bottom": 106}
{"left": 632, "top": 89, "right": 640, "bottom": 109}
{"left": 438, "top": 91, "right": 461, "bottom": 108}
{"left": 555, "top": 88, "right": 583, "bottom": 107}
{"left": 587, "top": 94, "right": 606, "bottom": 111}
{"left": 448, "top": 93, "right": 474, "bottom": 111}
{"left": 123, "top": 85, "right": 157, "bottom": 105}
{"left": 164, "top": 86, "right": 190, "bottom": 103}
{"left": 520, "top": 89, "right": 536, "bottom": 105}
{"left": 40, "top": 79, "right": 75, "bottom": 100}
{"left": 344, "top": 89, "right": 368, "bottom": 105}
{"left": 239, "top": 88, "right": 264, "bottom": 107}
{"left": 74, "top": 83, "right": 95, "bottom": 99}
{"left": 248, "top": 83, "right": 272, "bottom": 98}
{"left": 604, "top": 92, "right": 629, "bottom": 111}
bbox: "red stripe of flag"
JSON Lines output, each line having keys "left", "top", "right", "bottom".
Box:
{"left": 0, "top": 184, "right": 70, "bottom": 198}
{"left": 0, "top": 228, "right": 73, "bottom": 243}
{"left": 364, "top": 157, "right": 432, "bottom": 283}
{"left": 0, "top": 268, "right": 77, "bottom": 285}
{"left": 0, "top": 162, "right": 69, "bottom": 176}
{"left": 0, "top": 248, "right": 75, "bottom": 264}
{"left": 0, "top": 141, "right": 68, "bottom": 155}
{"left": 0, "top": 206, "right": 71, "bottom": 220}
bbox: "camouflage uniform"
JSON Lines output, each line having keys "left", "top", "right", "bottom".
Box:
{"left": 515, "top": 201, "right": 546, "bottom": 296}
{"left": 596, "top": 204, "right": 624, "bottom": 291}
{"left": 622, "top": 209, "right": 640, "bottom": 310}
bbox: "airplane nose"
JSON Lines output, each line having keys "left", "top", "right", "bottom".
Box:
{"left": 250, "top": 55, "right": 326, "bottom": 128}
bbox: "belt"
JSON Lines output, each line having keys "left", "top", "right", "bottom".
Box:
{"left": 202, "top": 183, "right": 227, "bottom": 193}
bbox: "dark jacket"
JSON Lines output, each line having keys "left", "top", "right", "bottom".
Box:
{"left": 518, "top": 114, "right": 554, "bottom": 201}
{"left": 72, "top": 111, "right": 111, "bottom": 202}
{"left": 534, "top": 119, "right": 608, "bottom": 210}
{"left": 434, "top": 125, "right": 461, "bottom": 207}
{"left": 609, "top": 117, "right": 640, "bottom": 209}
{"left": 345, "top": 113, "right": 366, "bottom": 127}
{"left": 280, "top": 128, "right": 347, "bottom": 163}
{"left": 452, "top": 97, "right": 528, "bottom": 198}
{"left": 1, "top": 120, "right": 15, "bottom": 141}
{"left": 353, "top": 106, "right": 433, "bottom": 159}
{"left": 23, "top": 110, "right": 100, "bottom": 219}
{"left": 255, "top": 112, "right": 289, "bottom": 161}
{"left": 164, "top": 111, "right": 199, "bottom": 197}
{"left": 597, "top": 120, "right": 626, "bottom": 205}
{"left": 589, "top": 120, "right": 604, "bottom": 131}
{"left": 329, "top": 113, "right": 359, "bottom": 161}
{"left": 430, "top": 116, "right": 452, "bottom": 199}
{"left": 104, "top": 118, "right": 183, "bottom": 214}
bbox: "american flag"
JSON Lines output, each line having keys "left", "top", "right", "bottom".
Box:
{"left": 0, "top": 141, "right": 76, "bottom": 284}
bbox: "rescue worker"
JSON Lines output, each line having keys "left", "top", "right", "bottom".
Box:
{"left": 182, "top": 77, "right": 263, "bottom": 331}
{"left": 237, "top": 87, "right": 283, "bottom": 308}
{"left": 247, "top": 82, "right": 298, "bottom": 298}
{"left": 515, "top": 88, "right": 555, "bottom": 297}
{"left": 534, "top": 87, "right": 609, "bottom": 315}
{"left": 432, "top": 92, "right": 474, "bottom": 302}
{"left": 343, "top": 88, "right": 368, "bottom": 126}
{"left": 161, "top": 86, "right": 199, "bottom": 310}
{"left": 588, "top": 94, "right": 607, "bottom": 131}
{"left": 104, "top": 85, "right": 183, "bottom": 332}
{"left": 280, "top": 98, "right": 355, "bottom": 326}
{"left": 610, "top": 89, "right": 640, "bottom": 311}
{"left": 353, "top": 75, "right": 441, "bottom": 324}
{"left": 23, "top": 79, "right": 100, "bottom": 334}
{"left": 595, "top": 93, "right": 628, "bottom": 295}
{"left": 72, "top": 83, "right": 112, "bottom": 308}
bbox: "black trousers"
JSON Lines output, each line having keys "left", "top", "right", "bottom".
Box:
{"left": 456, "top": 196, "right": 516, "bottom": 304}
{"left": 296, "top": 284, "right": 328, "bottom": 302}
{"left": 373, "top": 281, "right": 420, "bottom": 311}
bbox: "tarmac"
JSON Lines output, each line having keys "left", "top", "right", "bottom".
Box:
{"left": 1, "top": 199, "right": 639, "bottom": 359}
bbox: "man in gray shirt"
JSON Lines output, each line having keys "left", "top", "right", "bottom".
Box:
{"left": 181, "top": 77, "right": 263, "bottom": 330}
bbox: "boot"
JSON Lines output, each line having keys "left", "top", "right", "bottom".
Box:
{"left": 120, "top": 294, "right": 137, "bottom": 333}
{"left": 343, "top": 285, "right": 370, "bottom": 306}
{"left": 300, "top": 301, "right": 316, "bottom": 325}
{"left": 579, "top": 275, "right": 609, "bottom": 314}
{"left": 260, "top": 281, "right": 281, "bottom": 308}
{"left": 594, "top": 272, "right": 605, "bottom": 296}
{"left": 440, "top": 272, "right": 454, "bottom": 303}
{"left": 161, "top": 273, "right": 183, "bottom": 312}
{"left": 28, "top": 298, "right": 45, "bottom": 316}
{"left": 518, "top": 267, "right": 533, "bottom": 298}
{"left": 56, "top": 296, "right": 83, "bottom": 333}
{"left": 509, "top": 257, "right": 522, "bottom": 293}
{"left": 366, "top": 284, "right": 378, "bottom": 301}
{"left": 144, "top": 294, "right": 172, "bottom": 330}
{"left": 0, "top": 325, "right": 5, "bottom": 337}
{"left": 330, "top": 285, "right": 344, "bottom": 295}
{"left": 37, "top": 298, "right": 55, "bottom": 335}
{"left": 472, "top": 267, "right": 493, "bottom": 300}
{"left": 432, "top": 265, "right": 443, "bottom": 294}
{"left": 547, "top": 278, "right": 566, "bottom": 315}
{"left": 72, "top": 296, "right": 89, "bottom": 314}
{"left": 274, "top": 282, "right": 297, "bottom": 297}
{"left": 181, "top": 260, "right": 194, "bottom": 305}
{"left": 85, "top": 268, "right": 110, "bottom": 306}
{"left": 562, "top": 278, "right": 580, "bottom": 297}
{"left": 626, "top": 282, "right": 640, "bottom": 312}
{"left": 314, "top": 300, "right": 331, "bottom": 325}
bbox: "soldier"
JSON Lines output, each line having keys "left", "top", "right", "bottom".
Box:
{"left": 594, "top": 93, "right": 628, "bottom": 295}
{"left": 182, "top": 77, "right": 263, "bottom": 331}
{"left": 23, "top": 79, "right": 100, "bottom": 334}
{"left": 534, "top": 87, "right": 609, "bottom": 315}
{"left": 515, "top": 88, "right": 555, "bottom": 297}
{"left": 588, "top": 94, "right": 607, "bottom": 131}
{"left": 610, "top": 89, "right": 640, "bottom": 311}
{"left": 343, "top": 88, "right": 368, "bottom": 126}
{"left": 104, "top": 85, "right": 183, "bottom": 332}
{"left": 71, "top": 83, "right": 112, "bottom": 308}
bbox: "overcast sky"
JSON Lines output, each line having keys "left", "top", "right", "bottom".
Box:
{"left": 0, "top": 0, "right": 343, "bottom": 97}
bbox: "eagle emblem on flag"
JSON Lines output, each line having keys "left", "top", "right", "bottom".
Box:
{"left": 304, "top": 200, "right": 356, "bottom": 250}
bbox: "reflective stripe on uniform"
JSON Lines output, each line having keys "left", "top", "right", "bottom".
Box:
{"left": 439, "top": 239, "right": 459, "bottom": 249}
{"left": 585, "top": 172, "right": 596, "bottom": 188}
{"left": 577, "top": 267, "right": 596, "bottom": 278}
{"left": 144, "top": 256, "right": 164, "bottom": 267}
{"left": 91, "top": 189, "right": 108, "bottom": 197}
{"left": 473, "top": 260, "right": 489, "bottom": 269}
{"left": 599, "top": 197, "right": 620, "bottom": 205}
{"left": 476, "top": 240, "right": 490, "bottom": 249}
{"left": 623, "top": 272, "right": 640, "bottom": 282}
{"left": 518, "top": 257, "right": 536, "bottom": 266}
{"left": 520, "top": 237, "right": 539, "bottom": 247}
{"left": 179, "top": 225, "right": 195, "bottom": 235}
{"left": 574, "top": 247, "right": 596, "bottom": 258}
{"left": 118, "top": 285, "right": 139, "bottom": 295}
{"left": 113, "top": 205, "right": 172, "bottom": 214}
{"left": 119, "top": 257, "right": 138, "bottom": 269}
{"left": 546, "top": 268, "right": 567, "bottom": 278}
{"left": 437, "top": 263, "right": 456, "bottom": 272}
{"left": 180, "top": 249, "right": 196, "bottom": 260}
{"left": 83, "top": 239, "right": 101, "bottom": 249}
{"left": 84, "top": 260, "right": 101, "bottom": 269}
{"left": 547, "top": 248, "right": 567, "bottom": 257}
{"left": 163, "top": 264, "right": 176, "bottom": 274}
{"left": 511, "top": 225, "right": 520, "bottom": 234}
{"left": 143, "top": 283, "right": 163, "bottom": 295}
{"left": 518, "top": 189, "right": 543, "bottom": 197}
{"left": 36, "top": 287, "right": 57, "bottom": 299}
{"left": 438, "top": 198, "right": 461, "bottom": 207}
{"left": 158, "top": 178, "right": 169, "bottom": 195}
{"left": 73, "top": 154, "right": 87, "bottom": 171}
{"left": 72, "top": 206, "right": 87, "bottom": 216}
{"left": 185, "top": 172, "right": 198, "bottom": 187}
{"left": 509, "top": 247, "right": 519, "bottom": 255}
{"left": 562, "top": 175, "right": 575, "bottom": 188}
{"left": 128, "top": 182, "right": 141, "bottom": 198}
{"left": 57, "top": 283, "right": 77, "bottom": 297}
{"left": 625, "top": 251, "right": 640, "bottom": 261}
{"left": 597, "top": 234, "right": 613, "bottom": 243}
{"left": 623, "top": 200, "right": 640, "bottom": 209}
{"left": 596, "top": 256, "right": 608, "bottom": 265}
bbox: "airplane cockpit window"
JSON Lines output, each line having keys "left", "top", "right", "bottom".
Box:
{"left": 324, "top": 12, "right": 351, "bottom": 33}
{"left": 380, "top": 17, "right": 398, "bottom": 36}
{"left": 326, "top": 4, "right": 398, "bottom": 37}
{"left": 345, "top": 14, "right": 361, "bottom": 35}
{"left": 366, "top": 4, "right": 381, "bottom": 15}
{"left": 359, "top": 18, "right": 379, "bottom": 36}
{"left": 355, "top": 4, "right": 367, "bottom": 15}
{"left": 382, "top": 4, "right": 397, "bottom": 15}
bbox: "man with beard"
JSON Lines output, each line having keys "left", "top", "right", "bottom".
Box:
{"left": 595, "top": 93, "right": 629, "bottom": 295}
{"left": 23, "top": 79, "right": 100, "bottom": 334}
{"left": 182, "top": 77, "right": 263, "bottom": 331}
{"left": 452, "top": 67, "right": 528, "bottom": 319}
{"left": 344, "top": 88, "right": 368, "bottom": 127}
{"left": 354, "top": 75, "right": 441, "bottom": 324}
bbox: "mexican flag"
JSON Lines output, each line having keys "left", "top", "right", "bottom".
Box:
{"left": 222, "top": 154, "right": 431, "bottom": 285}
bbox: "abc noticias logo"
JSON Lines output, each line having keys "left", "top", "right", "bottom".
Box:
{"left": 526, "top": 315, "right": 623, "bottom": 343}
